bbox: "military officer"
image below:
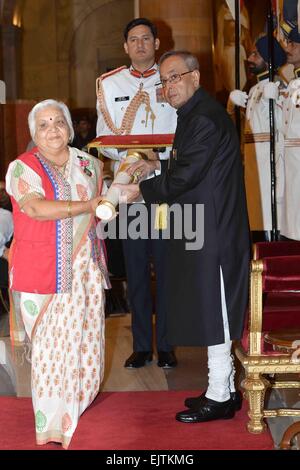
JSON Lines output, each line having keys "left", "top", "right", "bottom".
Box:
{"left": 96, "top": 18, "right": 178, "bottom": 368}
{"left": 280, "top": 21, "right": 300, "bottom": 240}
{"left": 228, "top": 34, "right": 287, "bottom": 242}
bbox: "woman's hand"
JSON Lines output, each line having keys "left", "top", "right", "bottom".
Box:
{"left": 22, "top": 197, "right": 103, "bottom": 220}
{"left": 90, "top": 196, "right": 103, "bottom": 213}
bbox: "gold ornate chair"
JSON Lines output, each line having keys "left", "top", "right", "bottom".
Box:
{"left": 235, "top": 241, "right": 300, "bottom": 433}
{"left": 280, "top": 421, "right": 300, "bottom": 449}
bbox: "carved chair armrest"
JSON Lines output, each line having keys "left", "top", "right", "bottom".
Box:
{"left": 248, "top": 255, "right": 300, "bottom": 356}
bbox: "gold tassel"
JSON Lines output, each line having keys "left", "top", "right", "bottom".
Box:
{"left": 154, "top": 204, "right": 168, "bottom": 230}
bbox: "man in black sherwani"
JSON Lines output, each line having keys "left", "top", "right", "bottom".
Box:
{"left": 115, "top": 50, "right": 250, "bottom": 423}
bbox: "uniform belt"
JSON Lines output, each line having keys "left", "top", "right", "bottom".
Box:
{"left": 244, "top": 133, "right": 270, "bottom": 143}
{"left": 284, "top": 138, "right": 300, "bottom": 147}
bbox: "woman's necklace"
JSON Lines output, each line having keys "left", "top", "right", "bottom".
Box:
{"left": 46, "top": 156, "right": 69, "bottom": 176}
{"left": 53, "top": 159, "right": 68, "bottom": 175}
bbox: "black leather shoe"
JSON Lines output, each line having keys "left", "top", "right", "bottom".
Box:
{"left": 124, "top": 351, "right": 152, "bottom": 369}
{"left": 157, "top": 351, "right": 177, "bottom": 368}
{"left": 184, "top": 390, "right": 243, "bottom": 411}
{"left": 176, "top": 396, "right": 235, "bottom": 423}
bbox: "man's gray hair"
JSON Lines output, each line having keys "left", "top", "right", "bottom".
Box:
{"left": 159, "top": 50, "right": 200, "bottom": 72}
{"left": 28, "top": 99, "right": 74, "bottom": 143}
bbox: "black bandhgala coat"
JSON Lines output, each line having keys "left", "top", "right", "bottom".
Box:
{"left": 140, "top": 87, "right": 250, "bottom": 347}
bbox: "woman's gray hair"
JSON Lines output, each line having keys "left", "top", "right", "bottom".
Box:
{"left": 159, "top": 50, "right": 200, "bottom": 72}
{"left": 28, "top": 99, "right": 74, "bottom": 143}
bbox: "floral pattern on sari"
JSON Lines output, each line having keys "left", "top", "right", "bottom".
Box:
{"left": 6, "top": 147, "right": 107, "bottom": 449}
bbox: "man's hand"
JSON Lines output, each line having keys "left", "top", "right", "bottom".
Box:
{"left": 142, "top": 149, "right": 160, "bottom": 161}
{"left": 228, "top": 90, "right": 248, "bottom": 108}
{"left": 126, "top": 159, "right": 160, "bottom": 182}
{"left": 113, "top": 183, "right": 141, "bottom": 203}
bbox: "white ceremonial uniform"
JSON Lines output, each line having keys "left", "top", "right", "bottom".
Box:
{"left": 96, "top": 64, "right": 177, "bottom": 354}
{"left": 244, "top": 73, "right": 286, "bottom": 231}
{"left": 96, "top": 64, "right": 177, "bottom": 177}
{"left": 281, "top": 70, "right": 300, "bottom": 240}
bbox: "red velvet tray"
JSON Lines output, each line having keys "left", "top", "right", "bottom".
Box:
{"left": 87, "top": 134, "right": 174, "bottom": 149}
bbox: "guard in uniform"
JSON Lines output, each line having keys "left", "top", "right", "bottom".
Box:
{"left": 96, "top": 18, "right": 178, "bottom": 368}
{"left": 228, "top": 34, "right": 287, "bottom": 242}
{"left": 280, "top": 19, "right": 300, "bottom": 240}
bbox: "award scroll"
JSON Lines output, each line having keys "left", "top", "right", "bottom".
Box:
{"left": 96, "top": 151, "right": 142, "bottom": 221}
{"left": 89, "top": 134, "right": 175, "bottom": 221}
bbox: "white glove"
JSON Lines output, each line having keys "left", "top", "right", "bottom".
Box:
{"left": 291, "top": 88, "right": 300, "bottom": 107}
{"left": 229, "top": 90, "right": 248, "bottom": 108}
{"left": 263, "top": 81, "right": 280, "bottom": 100}
{"left": 289, "top": 78, "right": 300, "bottom": 90}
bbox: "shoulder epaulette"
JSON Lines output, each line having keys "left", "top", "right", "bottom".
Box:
{"left": 99, "top": 66, "right": 127, "bottom": 81}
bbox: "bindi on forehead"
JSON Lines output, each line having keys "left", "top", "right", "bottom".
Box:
{"left": 44, "top": 114, "right": 63, "bottom": 121}
{"left": 38, "top": 116, "right": 56, "bottom": 122}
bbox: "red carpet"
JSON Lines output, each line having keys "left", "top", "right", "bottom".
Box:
{"left": 0, "top": 391, "right": 274, "bottom": 450}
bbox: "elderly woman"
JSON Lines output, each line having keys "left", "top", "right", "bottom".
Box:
{"left": 5, "top": 99, "right": 109, "bottom": 449}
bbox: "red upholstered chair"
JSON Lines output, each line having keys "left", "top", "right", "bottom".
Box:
{"left": 235, "top": 242, "right": 300, "bottom": 433}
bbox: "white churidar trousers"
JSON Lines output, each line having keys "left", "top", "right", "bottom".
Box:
{"left": 205, "top": 267, "right": 236, "bottom": 402}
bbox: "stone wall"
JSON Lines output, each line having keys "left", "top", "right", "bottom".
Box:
{"left": 140, "top": 0, "right": 215, "bottom": 95}
{"left": 20, "top": 0, "right": 134, "bottom": 107}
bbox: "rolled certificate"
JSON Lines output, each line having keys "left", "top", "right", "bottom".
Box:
{"left": 96, "top": 151, "right": 142, "bottom": 220}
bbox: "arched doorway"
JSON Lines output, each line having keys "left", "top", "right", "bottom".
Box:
{"left": 69, "top": 0, "right": 133, "bottom": 108}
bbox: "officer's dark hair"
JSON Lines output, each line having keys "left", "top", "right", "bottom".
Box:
{"left": 159, "top": 50, "right": 200, "bottom": 72}
{"left": 124, "top": 18, "right": 158, "bottom": 41}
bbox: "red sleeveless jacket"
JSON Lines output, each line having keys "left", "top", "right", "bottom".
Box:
{"left": 10, "top": 152, "right": 58, "bottom": 293}
{"left": 8, "top": 149, "right": 107, "bottom": 294}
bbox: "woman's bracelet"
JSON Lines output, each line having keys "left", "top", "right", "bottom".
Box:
{"left": 67, "top": 200, "right": 72, "bottom": 218}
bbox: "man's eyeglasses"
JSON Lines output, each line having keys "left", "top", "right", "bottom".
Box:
{"left": 156, "top": 70, "right": 195, "bottom": 88}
